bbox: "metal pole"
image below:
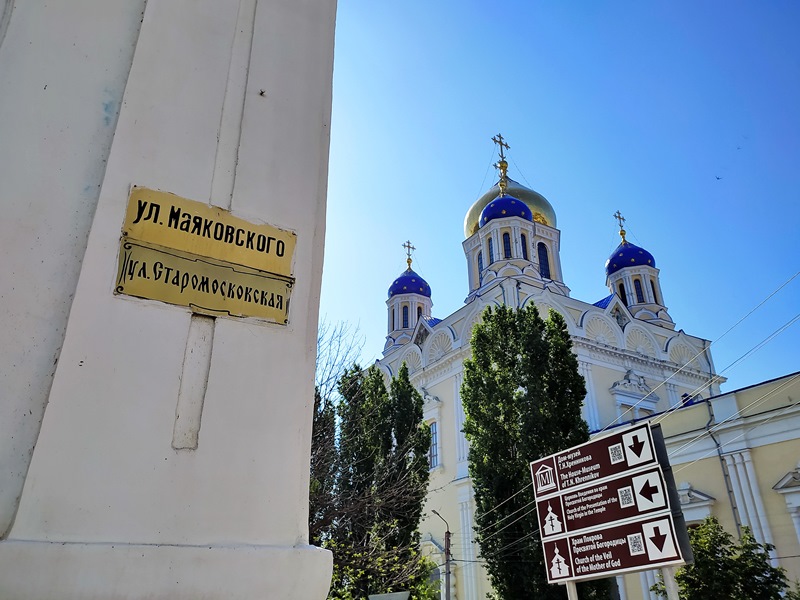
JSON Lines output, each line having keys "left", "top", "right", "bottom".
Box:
{"left": 661, "top": 566, "right": 680, "bottom": 600}
{"left": 565, "top": 580, "right": 579, "bottom": 600}
{"left": 432, "top": 510, "right": 451, "bottom": 600}
{"left": 444, "top": 529, "right": 451, "bottom": 600}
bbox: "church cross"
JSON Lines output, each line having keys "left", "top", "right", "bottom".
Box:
{"left": 402, "top": 240, "right": 415, "bottom": 268}
{"left": 491, "top": 133, "right": 510, "bottom": 161}
{"left": 613, "top": 210, "right": 628, "bottom": 243}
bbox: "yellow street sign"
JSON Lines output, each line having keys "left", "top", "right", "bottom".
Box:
{"left": 122, "top": 187, "right": 296, "bottom": 278}
{"left": 115, "top": 240, "right": 292, "bottom": 323}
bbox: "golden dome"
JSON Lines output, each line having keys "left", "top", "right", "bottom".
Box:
{"left": 463, "top": 178, "right": 557, "bottom": 238}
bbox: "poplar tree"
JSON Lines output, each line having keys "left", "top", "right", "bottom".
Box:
{"left": 310, "top": 387, "right": 337, "bottom": 544}
{"left": 462, "top": 305, "right": 609, "bottom": 599}
{"left": 312, "top": 360, "right": 436, "bottom": 599}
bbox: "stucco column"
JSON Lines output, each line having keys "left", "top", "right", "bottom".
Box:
{"left": 458, "top": 484, "right": 478, "bottom": 600}
{"left": 790, "top": 510, "right": 800, "bottom": 547}
{"left": 0, "top": 0, "right": 335, "bottom": 598}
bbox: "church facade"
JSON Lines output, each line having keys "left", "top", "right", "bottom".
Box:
{"left": 374, "top": 141, "right": 800, "bottom": 599}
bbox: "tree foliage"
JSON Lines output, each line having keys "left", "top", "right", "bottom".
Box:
{"left": 461, "top": 305, "right": 610, "bottom": 599}
{"left": 311, "top": 322, "right": 436, "bottom": 598}
{"left": 653, "top": 516, "right": 789, "bottom": 600}
{"left": 310, "top": 321, "right": 364, "bottom": 545}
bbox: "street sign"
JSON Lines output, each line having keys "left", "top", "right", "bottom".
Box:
{"left": 530, "top": 423, "right": 689, "bottom": 585}
{"left": 531, "top": 423, "right": 656, "bottom": 499}
{"left": 537, "top": 466, "right": 668, "bottom": 539}
{"left": 542, "top": 514, "right": 684, "bottom": 583}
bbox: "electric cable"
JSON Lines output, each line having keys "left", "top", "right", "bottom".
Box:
{"left": 663, "top": 371, "right": 800, "bottom": 461}
{"left": 603, "top": 269, "right": 800, "bottom": 431}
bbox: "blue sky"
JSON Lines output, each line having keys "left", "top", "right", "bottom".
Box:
{"left": 321, "top": 1, "right": 800, "bottom": 393}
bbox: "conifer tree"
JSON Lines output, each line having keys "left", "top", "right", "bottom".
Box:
{"left": 312, "top": 361, "right": 436, "bottom": 599}
{"left": 310, "top": 387, "right": 337, "bottom": 545}
{"left": 462, "top": 305, "right": 609, "bottom": 599}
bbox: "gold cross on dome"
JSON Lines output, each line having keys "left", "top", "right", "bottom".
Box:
{"left": 491, "top": 133, "right": 510, "bottom": 161}
{"left": 613, "top": 210, "right": 628, "bottom": 242}
{"left": 402, "top": 240, "right": 416, "bottom": 268}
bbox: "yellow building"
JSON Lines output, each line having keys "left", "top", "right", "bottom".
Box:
{"left": 618, "top": 371, "right": 800, "bottom": 599}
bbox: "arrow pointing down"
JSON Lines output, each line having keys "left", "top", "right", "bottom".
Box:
{"left": 628, "top": 435, "right": 645, "bottom": 458}
{"left": 638, "top": 478, "right": 659, "bottom": 502}
{"left": 649, "top": 526, "right": 667, "bottom": 552}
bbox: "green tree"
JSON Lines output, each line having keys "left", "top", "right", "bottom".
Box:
{"left": 653, "top": 516, "right": 788, "bottom": 600}
{"left": 311, "top": 356, "right": 436, "bottom": 599}
{"left": 311, "top": 321, "right": 364, "bottom": 546}
{"left": 310, "top": 387, "right": 337, "bottom": 545}
{"left": 461, "top": 305, "right": 609, "bottom": 600}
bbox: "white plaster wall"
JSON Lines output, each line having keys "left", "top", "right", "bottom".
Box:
{"left": 0, "top": 0, "right": 336, "bottom": 596}
{"left": 0, "top": 0, "right": 147, "bottom": 538}
{"left": 7, "top": 0, "right": 334, "bottom": 543}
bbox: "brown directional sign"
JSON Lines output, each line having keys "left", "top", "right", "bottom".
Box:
{"left": 537, "top": 466, "right": 668, "bottom": 539}
{"left": 530, "top": 423, "right": 689, "bottom": 584}
{"left": 542, "top": 514, "right": 683, "bottom": 583}
{"left": 531, "top": 423, "right": 656, "bottom": 499}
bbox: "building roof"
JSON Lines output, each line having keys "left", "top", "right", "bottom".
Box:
{"left": 388, "top": 267, "right": 432, "bottom": 298}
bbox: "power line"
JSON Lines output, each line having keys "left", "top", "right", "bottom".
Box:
{"left": 479, "top": 482, "right": 533, "bottom": 519}
{"left": 604, "top": 269, "right": 799, "bottom": 431}
{"left": 466, "top": 309, "right": 799, "bottom": 549}
{"left": 479, "top": 503, "right": 538, "bottom": 543}
{"left": 477, "top": 495, "right": 536, "bottom": 532}
{"left": 672, "top": 386, "right": 800, "bottom": 476}
{"left": 664, "top": 371, "right": 800, "bottom": 462}
{"left": 651, "top": 313, "right": 800, "bottom": 429}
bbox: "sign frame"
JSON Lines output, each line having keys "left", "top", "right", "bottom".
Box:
{"left": 530, "top": 423, "right": 692, "bottom": 584}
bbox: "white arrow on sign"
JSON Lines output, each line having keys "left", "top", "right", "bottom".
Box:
{"left": 642, "top": 519, "right": 678, "bottom": 560}
{"left": 621, "top": 428, "right": 653, "bottom": 467}
{"left": 631, "top": 471, "right": 666, "bottom": 512}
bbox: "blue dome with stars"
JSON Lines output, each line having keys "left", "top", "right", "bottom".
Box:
{"left": 388, "top": 267, "right": 432, "bottom": 298}
{"left": 479, "top": 194, "right": 533, "bottom": 228}
{"left": 605, "top": 241, "right": 656, "bottom": 276}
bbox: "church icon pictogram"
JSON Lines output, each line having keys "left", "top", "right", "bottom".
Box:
{"left": 543, "top": 503, "right": 563, "bottom": 535}
{"left": 550, "top": 545, "right": 570, "bottom": 579}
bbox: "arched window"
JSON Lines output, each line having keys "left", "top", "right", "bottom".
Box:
{"left": 650, "top": 279, "right": 659, "bottom": 304}
{"left": 634, "top": 279, "right": 645, "bottom": 304}
{"left": 618, "top": 283, "right": 627, "bottom": 306}
{"left": 521, "top": 234, "right": 528, "bottom": 260}
{"left": 537, "top": 242, "right": 551, "bottom": 279}
{"left": 417, "top": 306, "right": 422, "bottom": 320}
{"left": 402, "top": 305, "right": 409, "bottom": 329}
{"left": 477, "top": 251, "right": 483, "bottom": 273}
{"left": 488, "top": 238, "right": 494, "bottom": 264}
{"left": 503, "top": 232, "right": 512, "bottom": 259}
{"left": 392, "top": 308, "right": 395, "bottom": 330}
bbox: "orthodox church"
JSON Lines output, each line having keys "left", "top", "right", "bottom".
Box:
{"left": 374, "top": 136, "right": 800, "bottom": 600}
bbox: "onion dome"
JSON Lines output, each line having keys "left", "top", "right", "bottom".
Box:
{"left": 605, "top": 241, "right": 656, "bottom": 276}
{"left": 465, "top": 178, "right": 557, "bottom": 237}
{"left": 479, "top": 194, "right": 532, "bottom": 228}
{"left": 388, "top": 267, "right": 431, "bottom": 298}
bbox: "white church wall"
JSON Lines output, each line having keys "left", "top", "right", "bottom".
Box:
{"left": 0, "top": 0, "right": 148, "bottom": 539}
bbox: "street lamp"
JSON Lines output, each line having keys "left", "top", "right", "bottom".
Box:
{"left": 432, "top": 510, "right": 451, "bottom": 600}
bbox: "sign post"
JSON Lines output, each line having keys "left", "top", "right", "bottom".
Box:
{"left": 531, "top": 423, "right": 691, "bottom": 593}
